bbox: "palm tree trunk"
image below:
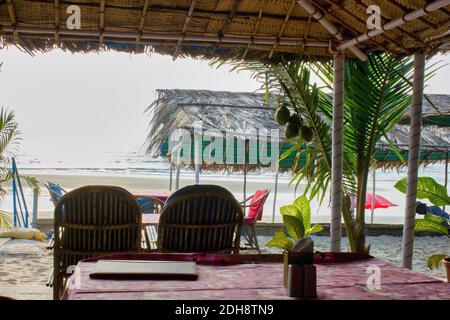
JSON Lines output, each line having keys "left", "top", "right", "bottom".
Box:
{"left": 341, "top": 194, "right": 357, "bottom": 252}
{"left": 354, "top": 161, "right": 370, "bottom": 253}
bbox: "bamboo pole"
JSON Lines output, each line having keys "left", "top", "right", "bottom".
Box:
{"left": 272, "top": 169, "right": 279, "bottom": 223}
{"left": 32, "top": 188, "right": 39, "bottom": 229}
{"left": 371, "top": 169, "right": 376, "bottom": 224}
{"left": 444, "top": 149, "right": 448, "bottom": 211}
{"left": 175, "top": 166, "right": 181, "bottom": 191}
{"left": 173, "top": 0, "right": 197, "bottom": 60}
{"left": 401, "top": 53, "right": 425, "bottom": 270}
{"left": 169, "top": 164, "right": 173, "bottom": 191}
{"left": 296, "top": 0, "right": 368, "bottom": 61}
{"left": 1, "top": 26, "right": 330, "bottom": 48}
{"left": 243, "top": 140, "right": 248, "bottom": 215}
{"left": 337, "top": 0, "right": 450, "bottom": 51}
{"left": 330, "top": 54, "right": 345, "bottom": 253}
{"left": 194, "top": 132, "right": 201, "bottom": 184}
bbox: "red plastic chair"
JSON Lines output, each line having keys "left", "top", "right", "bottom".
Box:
{"left": 240, "top": 189, "right": 270, "bottom": 254}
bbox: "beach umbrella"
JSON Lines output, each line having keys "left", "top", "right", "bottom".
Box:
{"left": 353, "top": 193, "right": 398, "bottom": 225}
{"left": 355, "top": 193, "right": 398, "bottom": 210}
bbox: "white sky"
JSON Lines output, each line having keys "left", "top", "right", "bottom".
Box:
{"left": 0, "top": 47, "right": 449, "bottom": 162}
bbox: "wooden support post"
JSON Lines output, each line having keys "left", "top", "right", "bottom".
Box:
{"left": 175, "top": 166, "right": 181, "bottom": 191}
{"left": 330, "top": 54, "right": 345, "bottom": 252}
{"left": 272, "top": 169, "right": 279, "bottom": 223}
{"left": 444, "top": 149, "right": 448, "bottom": 211}
{"left": 194, "top": 133, "right": 201, "bottom": 184}
{"left": 401, "top": 53, "right": 425, "bottom": 270}
{"left": 371, "top": 169, "right": 376, "bottom": 224}
{"left": 243, "top": 140, "right": 249, "bottom": 215}
{"left": 169, "top": 164, "right": 173, "bottom": 191}
{"left": 32, "top": 189, "right": 39, "bottom": 229}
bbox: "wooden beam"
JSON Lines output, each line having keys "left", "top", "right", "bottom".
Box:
{"left": 339, "top": 0, "right": 450, "bottom": 51}
{"left": 354, "top": 0, "right": 424, "bottom": 46}
{"left": 217, "top": 0, "right": 242, "bottom": 37}
{"left": 242, "top": 0, "right": 266, "bottom": 59}
{"left": 6, "top": 0, "right": 18, "bottom": 42}
{"left": 2, "top": 26, "right": 330, "bottom": 48}
{"left": 6, "top": 0, "right": 17, "bottom": 25}
{"left": 297, "top": 0, "right": 368, "bottom": 60}
{"left": 383, "top": 0, "right": 438, "bottom": 30}
{"left": 54, "top": 0, "right": 60, "bottom": 41}
{"left": 324, "top": 0, "right": 409, "bottom": 54}
{"left": 173, "top": 0, "right": 197, "bottom": 61}
{"left": 137, "top": 0, "right": 150, "bottom": 42}
{"left": 99, "top": 0, "right": 105, "bottom": 43}
{"left": 268, "top": 0, "right": 296, "bottom": 59}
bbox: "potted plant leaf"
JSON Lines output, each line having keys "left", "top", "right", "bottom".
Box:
{"left": 395, "top": 177, "right": 450, "bottom": 282}
{"left": 265, "top": 195, "right": 324, "bottom": 288}
{"left": 265, "top": 195, "right": 324, "bottom": 251}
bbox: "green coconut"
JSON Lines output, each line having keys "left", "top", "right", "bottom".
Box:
{"left": 275, "top": 105, "right": 291, "bottom": 125}
{"left": 285, "top": 121, "right": 300, "bottom": 140}
{"left": 289, "top": 114, "right": 302, "bottom": 126}
{"left": 299, "top": 126, "right": 314, "bottom": 142}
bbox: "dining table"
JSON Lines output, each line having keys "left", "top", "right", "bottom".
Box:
{"left": 142, "top": 213, "right": 160, "bottom": 227}
{"left": 62, "top": 252, "right": 450, "bottom": 300}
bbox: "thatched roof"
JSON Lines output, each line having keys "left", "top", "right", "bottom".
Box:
{"left": 146, "top": 89, "right": 450, "bottom": 171}
{"left": 1, "top": 1, "right": 449, "bottom": 61}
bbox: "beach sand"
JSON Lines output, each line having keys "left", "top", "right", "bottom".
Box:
{"left": 0, "top": 239, "right": 52, "bottom": 300}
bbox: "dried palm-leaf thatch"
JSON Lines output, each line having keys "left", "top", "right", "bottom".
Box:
{"left": 0, "top": 1, "right": 449, "bottom": 61}
{"left": 145, "top": 89, "right": 450, "bottom": 172}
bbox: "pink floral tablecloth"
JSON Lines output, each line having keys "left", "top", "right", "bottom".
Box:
{"left": 142, "top": 214, "right": 160, "bottom": 226}
{"left": 62, "top": 253, "right": 450, "bottom": 300}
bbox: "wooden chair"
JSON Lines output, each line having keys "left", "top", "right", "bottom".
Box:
{"left": 53, "top": 185, "right": 142, "bottom": 300}
{"left": 157, "top": 185, "right": 244, "bottom": 254}
{"left": 44, "top": 182, "right": 68, "bottom": 206}
{"left": 45, "top": 182, "right": 68, "bottom": 249}
{"left": 240, "top": 189, "right": 270, "bottom": 254}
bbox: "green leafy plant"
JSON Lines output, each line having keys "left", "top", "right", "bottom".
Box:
{"left": 265, "top": 195, "right": 324, "bottom": 251}
{"left": 394, "top": 177, "right": 450, "bottom": 206}
{"left": 395, "top": 176, "right": 449, "bottom": 270}
{"left": 427, "top": 254, "right": 447, "bottom": 270}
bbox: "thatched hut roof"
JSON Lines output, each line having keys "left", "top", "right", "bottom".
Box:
{"left": 146, "top": 89, "right": 449, "bottom": 171}
{"left": 1, "top": 1, "right": 449, "bottom": 61}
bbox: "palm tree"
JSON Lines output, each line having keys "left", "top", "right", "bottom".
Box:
{"left": 0, "top": 107, "right": 39, "bottom": 229}
{"left": 215, "top": 54, "right": 434, "bottom": 253}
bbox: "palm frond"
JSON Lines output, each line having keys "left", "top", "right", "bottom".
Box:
{"left": 0, "top": 210, "right": 13, "bottom": 229}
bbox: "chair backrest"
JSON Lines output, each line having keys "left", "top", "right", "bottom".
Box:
{"left": 45, "top": 182, "right": 65, "bottom": 205}
{"left": 157, "top": 185, "right": 244, "bottom": 254}
{"left": 54, "top": 185, "right": 142, "bottom": 271}
{"left": 247, "top": 189, "right": 270, "bottom": 222}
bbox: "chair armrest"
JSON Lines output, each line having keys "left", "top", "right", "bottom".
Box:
{"left": 241, "top": 191, "right": 271, "bottom": 207}
{"left": 66, "top": 265, "right": 76, "bottom": 276}
{"left": 46, "top": 269, "right": 54, "bottom": 287}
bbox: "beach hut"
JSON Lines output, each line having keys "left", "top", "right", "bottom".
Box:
{"left": 2, "top": 0, "right": 449, "bottom": 270}
{"left": 145, "top": 88, "right": 450, "bottom": 220}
